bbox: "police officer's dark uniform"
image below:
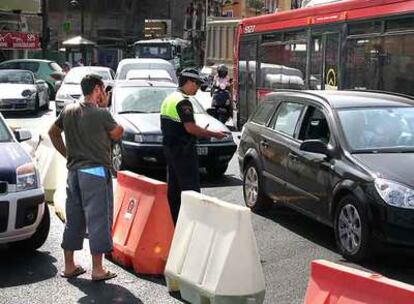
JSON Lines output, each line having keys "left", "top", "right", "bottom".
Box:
{"left": 160, "top": 69, "right": 203, "bottom": 223}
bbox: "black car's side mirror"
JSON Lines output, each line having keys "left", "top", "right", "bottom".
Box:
{"left": 300, "top": 139, "right": 328, "bottom": 155}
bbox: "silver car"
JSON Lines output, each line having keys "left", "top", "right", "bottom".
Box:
{"left": 55, "top": 66, "right": 115, "bottom": 115}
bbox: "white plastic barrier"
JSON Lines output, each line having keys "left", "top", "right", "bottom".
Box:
{"left": 164, "top": 191, "right": 266, "bottom": 304}
{"left": 34, "top": 138, "right": 66, "bottom": 202}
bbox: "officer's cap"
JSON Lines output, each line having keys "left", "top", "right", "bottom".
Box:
{"left": 179, "top": 68, "right": 204, "bottom": 84}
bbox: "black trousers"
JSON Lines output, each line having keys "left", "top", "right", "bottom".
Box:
{"left": 163, "top": 143, "right": 200, "bottom": 224}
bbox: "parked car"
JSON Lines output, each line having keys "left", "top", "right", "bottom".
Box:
{"left": 0, "top": 113, "right": 49, "bottom": 250}
{"left": 110, "top": 80, "right": 236, "bottom": 178}
{"left": 0, "top": 59, "right": 62, "bottom": 100}
{"left": 0, "top": 69, "right": 49, "bottom": 113}
{"left": 55, "top": 66, "right": 115, "bottom": 115}
{"left": 115, "top": 58, "right": 178, "bottom": 83}
{"left": 238, "top": 90, "right": 414, "bottom": 261}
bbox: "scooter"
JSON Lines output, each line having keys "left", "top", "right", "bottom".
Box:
{"left": 210, "top": 85, "right": 232, "bottom": 124}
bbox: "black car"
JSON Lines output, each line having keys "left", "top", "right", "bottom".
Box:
{"left": 110, "top": 80, "right": 237, "bottom": 178}
{"left": 238, "top": 90, "right": 414, "bottom": 261}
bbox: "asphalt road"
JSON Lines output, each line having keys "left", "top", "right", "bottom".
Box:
{"left": 2, "top": 102, "right": 414, "bottom": 304}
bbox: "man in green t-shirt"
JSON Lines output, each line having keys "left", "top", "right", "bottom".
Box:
{"left": 49, "top": 74, "right": 123, "bottom": 281}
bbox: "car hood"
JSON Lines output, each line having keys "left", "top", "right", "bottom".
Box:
{"left": 58, "top": 83, "right": 82, "bottom": 96}
{"left": 116, "top": 113, "right": 230, "bottom": 134}
{"left": 0, "top": 142, "right": 32, "bottom": 184}
{"left": 353, "top": 153, "right": 414, "bottom": 186}
{"left": 0, "top": 84, "right": 36, "bottom": 98}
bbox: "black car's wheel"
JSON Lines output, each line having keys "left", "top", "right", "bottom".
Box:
{"left": 14, "top": 204, "right": 50, "bottom": 250}
{"left": 334, "top": 195, "right": 372, "bottom": 262}
{"left": 111, "top": 143, "right": 123, "bottom": 174}
{"left": 206, "top": 164, "right": 228, "bottom": 179}
{"left": 243, "top": 160, "right": 272, "bottom": 212}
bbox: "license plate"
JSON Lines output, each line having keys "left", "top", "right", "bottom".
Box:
{"left": 197, "top": 146, "right": 208, "bottom": 155}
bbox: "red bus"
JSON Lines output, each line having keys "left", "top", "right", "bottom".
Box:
{"left": 233, "top": 0, "right": 414, "bottom": 129}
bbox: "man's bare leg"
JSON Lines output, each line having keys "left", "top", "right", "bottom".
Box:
{"left": 63, "top": 250, "right": 77, "bottom": 273}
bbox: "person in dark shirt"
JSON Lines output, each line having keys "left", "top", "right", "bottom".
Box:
{"left": 49, "top": 74, "right": 123, "bottom": 281}
{"left": 160, "top": 68, "right": 226, "bottom": 223}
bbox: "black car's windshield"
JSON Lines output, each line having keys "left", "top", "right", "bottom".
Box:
{"left": 0, "top": 70, "right": 34, "bottom": 84}
{"left": 338, "top": 107, "right": 414, "bottom": 153}
{"left": 114, "top": 86, "right": 205, "bottom": 114}
{"left": 135, "top": 44, "right": 172, "bottom": 60}
{"left": 0, "top": 117, "right": 12, "bottom": 142}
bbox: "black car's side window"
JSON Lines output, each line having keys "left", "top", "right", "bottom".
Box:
{"left": 270, "top": 102, "right": 304, "bottom": 137}
{"left": 299, "top": 106, "right": 330, "bottom": 143}
{"left": 251, "top": 102, "right": 275, "bottom": 125}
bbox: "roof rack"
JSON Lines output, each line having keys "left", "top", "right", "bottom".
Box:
{"left": 265, "top": 89, "right": 331, "bottom": 105}
{"left": 346, "top": 89, "right": 414, "bottom": 101}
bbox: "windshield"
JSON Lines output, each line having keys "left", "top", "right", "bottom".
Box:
{"left": 135, "top": 44, "right": 172, "bottom": 60}
{"left": 338, "top": 107, "right": 414, "bottom": 152}
{"left": 0, "top": 70, "right": 34, "bottom": 84}
{"left": 114, "top": 87, "right": 205, "bottom": 114}
{"left": 64, "top": 68, "right": 111, "bottom": 84}
{"left": 0, "top": 117, "right": 12, "bottom": 142}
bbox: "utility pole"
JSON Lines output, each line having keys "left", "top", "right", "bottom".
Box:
{"left": 41, "top": 0, "right": 48, "bottom": 58}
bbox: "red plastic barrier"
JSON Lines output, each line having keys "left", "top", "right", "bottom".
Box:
{"left": 304, "top": 260, "right": 414, "bottom": 304}
{"left": 109, "top": 170, "right": 174, "bottom": 275}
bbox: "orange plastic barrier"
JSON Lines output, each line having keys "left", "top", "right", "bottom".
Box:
{"left": 109, "top": 170, "right": 174, "bottom": 275}
{"left": 304, "top": 260, "right": 414, "bottom": 304}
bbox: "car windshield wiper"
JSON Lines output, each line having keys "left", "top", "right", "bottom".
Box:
{"left": 64, "top": 82, "right": 79, "bottom": 85}
{"left": 117, "top": 110, "right": 145, "bottom": 114}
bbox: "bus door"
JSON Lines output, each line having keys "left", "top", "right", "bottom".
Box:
{"left": 238, "top": 39, "right": 258, "bottom": 126}
{"left": 310, "top": 31, "right": 340, "bottom": 90}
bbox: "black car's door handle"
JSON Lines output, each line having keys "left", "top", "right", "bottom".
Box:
{"left": 260, "top": 140, "right": 269, "bottom": 149}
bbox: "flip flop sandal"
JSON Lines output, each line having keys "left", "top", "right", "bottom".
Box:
{"left": 60, "top": 266, "right": 86, "bottom": 278}
{"left": 91, "top": 270, "right": 117, "bottom": 282}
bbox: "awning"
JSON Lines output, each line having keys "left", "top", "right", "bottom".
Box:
{"left": 0, "top": 31, "right": 40, "bottom": 50}
{"left": 62, "top": 36, "right": 96, "bottom": 47}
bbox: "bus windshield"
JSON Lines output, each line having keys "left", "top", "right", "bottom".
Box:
{"left": 135, "top": 43, "right": 172, "bottom": 60}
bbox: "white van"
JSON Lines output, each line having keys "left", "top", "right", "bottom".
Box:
{"left": 115, "top": 58, "right": 178, "bottom": 83}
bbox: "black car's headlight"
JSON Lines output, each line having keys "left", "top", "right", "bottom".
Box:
{"left": 375, "top": 178, "right": 414, "bottom": 209}
{"left": 210, "top": 133, "right": 233, "bottom": 142}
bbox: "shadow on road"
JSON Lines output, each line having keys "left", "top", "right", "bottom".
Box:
{"left": 259, "top": 204, "right": 414, "bottom": 285}
{"left": 0, "top": 248, "right": 58, "bottom": 288}
{"left": 69, "top": 278, "right": 144, "bottom": 304}
{"left": 200, "top": 174, "right": 242, "bottom": 188}
{"left": 2, "top": 108, "right": 52, "bottom": 119}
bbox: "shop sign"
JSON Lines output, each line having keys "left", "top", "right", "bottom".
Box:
{"left": 0, "top": 32, "right": 40, "bottom": 50}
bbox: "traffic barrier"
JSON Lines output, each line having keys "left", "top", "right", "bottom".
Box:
{"left": 34, "top": 136, "right": 66, "bottom": 202}
{"left": 109, "top": 170, "right": 174, "bottom": 275}
{"left": 164, "top": 191, "right": 265, "bottom": 304}
{"left": 304, "top": 259, "right": 414, "bottom": 304}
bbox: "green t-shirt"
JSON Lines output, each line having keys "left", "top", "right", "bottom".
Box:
{"left": 55, "top": 102, "right": 117, "bottom": 170}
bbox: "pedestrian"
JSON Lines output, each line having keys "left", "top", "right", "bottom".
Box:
{"left": 160, "top": 68, "right": 226, "bottom": 224}
{"left": 48, "top": 74, "right": 123, "bottom": 281}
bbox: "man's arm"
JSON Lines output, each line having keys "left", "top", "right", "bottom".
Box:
{"left": 109, "top": 125, "right": 124, "bottom": 141}
{"left": 48, "top": 123, "right": 67, "bottom": 158}
{"left": 184, "top": 122, "right": 226, "bottom": 139}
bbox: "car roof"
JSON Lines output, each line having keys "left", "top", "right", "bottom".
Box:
{"left": 114, "top": 80, "right": 177, "bottom": 88}
{"left": 70, "top": 66, "right": 111, "bottom": 72}
{"left": 0, "top": 59, "right": 55, "bottom": 64}
{"left": 265, "top": 90, "right": 414, "bottom": 109}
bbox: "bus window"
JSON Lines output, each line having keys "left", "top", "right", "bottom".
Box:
{"left": 310, "top": 37, "right": 323, "bottom": 90}
{"left": 260, "top": 31, "right": 306, "bottom": 90}
{"left": 344, "top": 37, "right": 382, "bottom": 91}
{"left": 382, "top": 34, "right": 414, "bottom": 96}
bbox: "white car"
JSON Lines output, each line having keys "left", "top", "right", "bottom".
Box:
{"left": 0, "top": 113, "right": 49, "bottom": 250}
{"left": 55, "top": 66, "right": 115, "bottom": 115}
{"left": 0, "top": 69, "right": 49, "bottom": 113}
{"left": 115, "top": 58, "right": 178, "bottom": 84}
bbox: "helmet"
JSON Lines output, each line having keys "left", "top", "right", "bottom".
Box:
{"left": 217, "top": 64, "right": 228, "bottom": 78}
{"left": 179, "top": 68, "right": 204, "bottom": 84}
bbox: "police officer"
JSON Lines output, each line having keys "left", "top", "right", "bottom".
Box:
{"left": 161, "top": 68, "right": 226, "bottom": 224}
